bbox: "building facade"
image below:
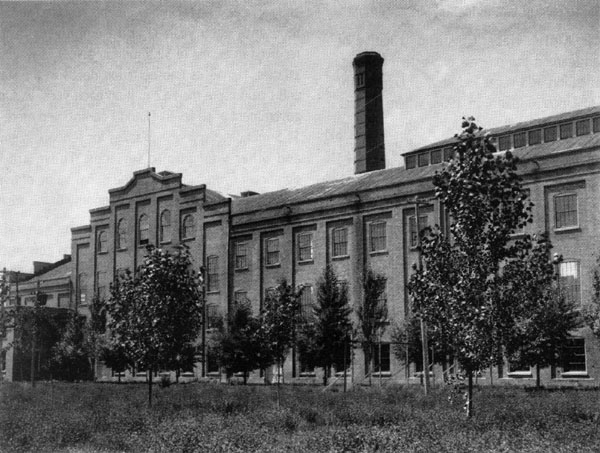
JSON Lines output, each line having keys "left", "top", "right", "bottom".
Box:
{"left": 1, "top": 257, "right": 73, "bottom": 381}
{"left": 9, "top": 52, "right": 599, "bottom": 385}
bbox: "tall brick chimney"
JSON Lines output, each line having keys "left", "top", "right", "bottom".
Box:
{"left": 353, "top": 52, "right": 385, "bottom": 174}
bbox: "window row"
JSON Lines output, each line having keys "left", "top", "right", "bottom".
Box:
{"left": 405, "top": 116, "right": 600, "bottom": 169}
{"left": 497, "top": 116, "right": 600, "bottom": 152}
{"left": 96, "top": 212, "right": 196, "bottom": 253}
{"left": 234, "top": 222, "right": 389, "bottom": 271}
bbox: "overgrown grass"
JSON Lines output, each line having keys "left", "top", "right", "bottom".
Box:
{"left": 2, "top": 381, "right": 600, "bottom": 452}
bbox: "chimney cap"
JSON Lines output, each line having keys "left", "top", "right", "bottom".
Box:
{"left": 353, "top": 51, "right": 384, "bottom": 66}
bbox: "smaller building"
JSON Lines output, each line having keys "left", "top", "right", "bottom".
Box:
{"left": 1, "top": 256, "right": 72, "bottom": 381}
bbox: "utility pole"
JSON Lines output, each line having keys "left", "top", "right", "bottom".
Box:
{"left": 416, "top": 198, "right": 431, "bottom": 395}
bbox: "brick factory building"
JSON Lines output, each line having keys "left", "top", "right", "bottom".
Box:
{"left": 3, "top": 52, "right": 600, "bottom": 385}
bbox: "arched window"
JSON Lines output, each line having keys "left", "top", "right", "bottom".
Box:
{"left": 97, "top": 230, "right": 107, "bottom": 253}
{"left": 139, "top": 214, "right": 149, "bottom": 245}
{"left": 159, "top": 210, "right": 171, "bottom": 243}
{"left": 182, "top": 214, "right": 195, "bottom": 240}
{"left": 117, "top": 218, "right": 127, "bottom": 249}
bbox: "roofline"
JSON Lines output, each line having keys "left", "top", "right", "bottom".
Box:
{"left": 406, "top": 105, "right": 600, "bottom": 155}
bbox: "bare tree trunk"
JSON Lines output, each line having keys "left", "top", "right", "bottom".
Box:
{"left": 466, "top": 370, "right": 473, "bottom": 418}
{"left": 536, "top": 365, "right": 541, "bottom": 389}
{"left": 148, "top": 369, "right": 153, "bottom": 407}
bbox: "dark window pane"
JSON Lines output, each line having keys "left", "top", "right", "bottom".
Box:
{"left": 560, "top": 123, "right": 573, "bottom": 139}
{"left": 498, "top": 135, "right": 511, "bottom": 151}
{"left": 562, "top": 338, "right": 585, "bottom": 372}
{"left": 405, "top": 155, "right": 417, "bottom": 169}
{"left": 554, "top": 194, "right": 578, "bottom": 229}
{"left": 332, "top": 228, "right": 348, "bottom": 257}
{"left": 544, "top": 126, "right": 557, "bottom": 142}
{"left": 576, "top": 119, "right": 590, "bottom": 136}
{"left": 369, "top": 222, "right": 386, "bottom": 252}
{"left": 528, "top": 129, "right": 541, "bottom": 145}
{"left": 418, "top": 152, "right": 429, "bottom": 167}
{"left": 430, "top": 149, "right": 442, "bottom": 164}
{"left": 513, "top": 132, "right": 526, "bottom": 148}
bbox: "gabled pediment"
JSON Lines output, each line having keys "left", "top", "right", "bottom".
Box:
{"left": 109, "top": 168, "right": 183, "bottom": 201}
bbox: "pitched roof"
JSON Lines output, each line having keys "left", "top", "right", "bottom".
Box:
{"left": 231, "top": 110, "right": 600, "bottom": 216}
{"left": 231, "top": 165, "right": 434, "bottom": 215}
{"left": 25, "top": 260, "right": 72, "bottom": 283}
{"left": 410, "top": 105, "right": 600, "bottom": 153}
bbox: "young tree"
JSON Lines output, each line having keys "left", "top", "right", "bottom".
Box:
{"left": 409, "top": 117, "right": 533, "bottom": 417}
{"left": 50, "top": 312, "right": 92, "bottom": 381}
{"left": 256, "top": 280, "right": 302, "bottom": 385}
{"left": 216, "top": 300, "right": 261, "bottom": 384}
{"left": 297, "top": 265, "right": 352, "bottom": 385}
{"left": 391, "top": 315, "right": 453, "bottom": 375}
{"left": 582, "top": 254, "right": 600, "bottom": 337}
{"left": 105, "top": 245, "right": 203, "bottom": 406}
{"left": 503, "top": 235, "right": 581, "bottom": 388}
{"left": 356, "top": 269, "right": 387, "bottom": 383}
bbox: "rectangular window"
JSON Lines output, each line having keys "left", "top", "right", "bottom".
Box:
{"left": 265, "top": 238, "right": 280, "bottom": 266}
{"left": 369, "top": 221, "right": 387, "bottom": 253}
{"left": 418, "top": 152, "right": 429, "bottom": 167}
{"left": 593, "top": 117, "right": 600, "bottom": 133}
{"left": 297, "top": 232, "right": 313, "bottom": 262}
{"left": 443, "top": 147, "right": 454, "bottom": 161}
{"left": 96, "top": 271, "right": 107, "bottom": 299}
{"left": 430, "top": 149, "right": 442, "bottom": 164}
{"left": 513, "top": 132, "right": 526, "bottom": 148}
{"left": 374, "top": 344, "right": 390, "bottom": 373}
{"left": 206, "top": 256, "right": 219, "bottom": 292}
{"left": 300, "top": 285, "right": 313, "bottom": 318}
{"left": 234, "top": 242, "right": 249, "bottom": 270}
{"left": 560, "top": 123, "right": 573, "bottom": 139}
{"left": 544, "top": 126, "right": 557, "bottom": 142}
{"left": 576, "top": 119, "right": 590, "bottom": 136}
{"left": 554, "top": 193, "right": 578, "bottom": 229}
{"left": 409, "top": 215, "right": 428, "bottom": 248}
{"left": 528, "top": 129, "right": 541, "bottom": 146}
{"left": 206, "top": 303, "right": 220, "bottom": 329}
{"left": 562, "top": 338, "right": 586, "bottom": 373}
{"left": 498, "top": 135, "right": 511, "bottom": 151}
{"left": 332, "top": 228, "right": 348, "bottom": 257}
{"left": 559, "top": 261, "right": 581, "bottom": 306}
{"left": 405, "top": 155, "right": 417, "bottom": 169}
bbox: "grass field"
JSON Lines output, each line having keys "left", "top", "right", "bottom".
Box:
{"left": 1, "top": 381, "right": 600, "bottom": 452}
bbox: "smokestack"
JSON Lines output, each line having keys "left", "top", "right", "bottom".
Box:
{"left": 353, "top": 52, "right": 385, "bottom": 174}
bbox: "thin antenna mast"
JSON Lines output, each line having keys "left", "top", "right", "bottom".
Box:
{"left": 147, "top": 112, "right": 151, "bottom": 168}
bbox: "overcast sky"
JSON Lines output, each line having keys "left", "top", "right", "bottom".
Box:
{"left": 1, "top": 0, "right": 598, "bottom": 272}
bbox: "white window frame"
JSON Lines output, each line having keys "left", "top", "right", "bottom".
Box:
{"left": 297, "top": 232, "right": 314, "bottom": 262}
{"left": 369, "top": 221, "right": 387, "bottom": 253}
{"left": 553, "top": 193, "right": 579, "bottom": 231}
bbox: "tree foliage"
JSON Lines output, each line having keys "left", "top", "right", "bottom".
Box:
{"left": 105, "top": 245, "right": 203, "bottom": 404}
{"left": 409, "top": 117, "right": 532, "bottom": 416}
{"left": 256, "top": 280, "right": 302, "bottom": 381}
{"left": 582, "top": 254, "right": 600, "bottom": 337}
{"left": 503, "top": 235, "right": 581, "bottom": 387}
{"left": 356, "top": 269, "right": 387, "bottom": 378}
{"left": 216, "top": 300, "right": 261, "bottom": 384}
{"left": 297, "top": 265, "right": 352, "bottom": 385}
{"left": 50, "top": 313, "right": 93, "bottom": 381}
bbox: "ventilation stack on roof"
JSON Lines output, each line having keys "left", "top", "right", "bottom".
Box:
{"left": 353, "top": 51, "right": 385, "bottom": 174}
